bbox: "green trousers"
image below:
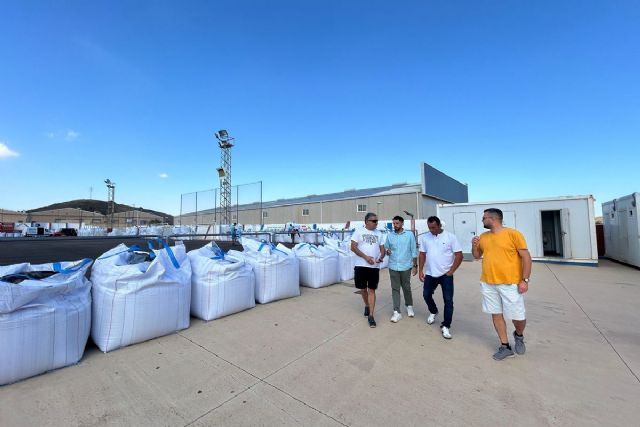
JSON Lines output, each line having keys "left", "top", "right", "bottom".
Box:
{"left": 389, "top": 268, "right": 413, "bottom": 312}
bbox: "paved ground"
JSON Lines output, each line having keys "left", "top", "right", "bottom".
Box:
{"left": 1, "top": 259, "right": 639, "bottom": 426}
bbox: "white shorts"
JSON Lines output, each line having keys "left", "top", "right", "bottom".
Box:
{"left": 480, "top": 282, "right": 526, "bottom": 320}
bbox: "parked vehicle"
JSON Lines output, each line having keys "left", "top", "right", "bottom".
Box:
{"left": 53, "top": 228, "right": 78, "bottom": 237}
{"left": 0, "top": 223, "right": 15, "bottom": 233}
{"left": 22, "top": 227, "right": 53, "bottom": 237}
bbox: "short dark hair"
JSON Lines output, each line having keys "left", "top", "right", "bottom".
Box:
{"left": 484, "top": 208, "right": 503, "bottom": 221}
{"left": 364, "top": 212, "right": 377, "bottom": 222}
{"left": 392, "top": 215, "right": 404, "bottom": 222}
{"left": 427, "top": 216, "right": 441, "bottom": 226}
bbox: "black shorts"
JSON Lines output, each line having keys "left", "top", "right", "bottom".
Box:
{"left": 354, "top": 266, "right": 380, "bottom": 290}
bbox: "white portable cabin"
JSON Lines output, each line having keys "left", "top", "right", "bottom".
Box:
{"left": 437, "top": 195, "right": 598, "bottom": 265}
{"left": 602, "top": 193, "right": 640, "bottom": 268}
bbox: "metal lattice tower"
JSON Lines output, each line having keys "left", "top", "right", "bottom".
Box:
{"left": 104, "top": 179, "right": 116, "bottom": 227}
{"left": 215, "top": 130, "right": 234, "bottom": 225}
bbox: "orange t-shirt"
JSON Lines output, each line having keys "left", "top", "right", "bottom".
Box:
{"left": 478, "top": 228, "right": 528, "bottom": 284}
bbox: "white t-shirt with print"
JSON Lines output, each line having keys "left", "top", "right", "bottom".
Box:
{"left": 418, "top": 230, "right": 462, "bottom": 277}
{"left": 351, "top": 226, "right": 384, "bottom": 268}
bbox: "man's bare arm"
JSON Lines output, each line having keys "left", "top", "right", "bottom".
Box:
{"left": 517, "top": 248, "right": 532, "bottom": 294}
{"left": 447, "top": 251, "right": 464, "bottom": 275}
{"left": 351, "top": 240, "right": 374, "bottom": 265}
{"left": 418, "top": 252, "right": 426, "bottom": 281}
{"left": 471, "top": 236, "right": 482, "bottom": 259}
{"left": 518, "top": 248, "right": 532, "bottom": 279}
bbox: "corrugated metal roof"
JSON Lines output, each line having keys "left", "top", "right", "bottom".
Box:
{"left": 264, "top": 183, "right": 422, "bottom": 207}
{"left": 187, "top": 183, "right": 427, "bottom": 215}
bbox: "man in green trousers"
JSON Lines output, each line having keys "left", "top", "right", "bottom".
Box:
{"left": 384, "top": 215, "right": 418, "bottom": 323}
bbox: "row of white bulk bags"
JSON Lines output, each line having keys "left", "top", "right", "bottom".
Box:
{"left": 240, "top": 238, "right": 300, "bottom": 304}
{"left": 323, "top": 236, "right": 356, "bottom": 281}
{"left": 0, "top": 259, "right": 93, "bottom": 385}
{"left": 91, "top": 241, "right": 191, "bottom": 353}
{"left": 293, "top": 243, "right": 340, "bottom": 288}
{"left": 188, "top": 243, "right": 255, "bottom": 321}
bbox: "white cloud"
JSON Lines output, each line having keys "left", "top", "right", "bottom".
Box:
{"left": 65, "top": 130, "right": 80, "bottom": 141}
{"left": 159, "top": 173, "right": 169, "bottom": 178}
{"left": 0, "top": 142, "right": 19, "bottom": 158}
{"left": 44, "top": 132, "right": 55, "bottom": 139}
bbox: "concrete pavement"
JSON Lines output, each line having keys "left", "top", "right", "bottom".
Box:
{"left": 0, "top": 259, "right": 638, "bottom": 426}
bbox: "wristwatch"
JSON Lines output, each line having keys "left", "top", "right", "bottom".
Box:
{"left": 523, "top": 278, "right": 530, "bottom": 284}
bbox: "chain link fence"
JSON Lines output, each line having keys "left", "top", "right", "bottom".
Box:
{"left": 179, "top": 181, "right": 263, "bottom": 228}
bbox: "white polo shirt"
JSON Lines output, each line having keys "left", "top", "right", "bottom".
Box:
{"left": 418, "top": 230, "right": 462, "bottom": 277}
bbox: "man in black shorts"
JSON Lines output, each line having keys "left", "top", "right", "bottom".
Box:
{"left": 351, "top": 212, "right": 386, "bottom": 327}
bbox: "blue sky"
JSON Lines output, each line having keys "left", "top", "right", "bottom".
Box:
{"left": 1, "top": 1, "right": 638, "bottom": 216}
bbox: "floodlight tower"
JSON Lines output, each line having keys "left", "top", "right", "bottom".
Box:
{"left": 215, "top": 129, "right": 234, "bottom": 225}
{"left": 104, "top": 179, "right": 116, "bottom": 227}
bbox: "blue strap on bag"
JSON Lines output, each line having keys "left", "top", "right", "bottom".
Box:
{"left": 258, "top": 241, "right": 269, "bottom": 252}
{"left": 52, "top": 258, "right": 93, "bottom": 274}
{"left": 271, "top": 243, "right": 289, "bottom": 256}
{"left": 146, "top": 241, "right": 158, "bottom": 260}
{"left": 209, "top": 245, "right": 225, "bottom": 260}
{"left": 258, "top": 241, "right": 289, "bottom": 257}
{"left": 147, "top": 238, "right": 180, "bottom": 269}
{"left": 97, "top": 245, "right": 142, "bottom": 260}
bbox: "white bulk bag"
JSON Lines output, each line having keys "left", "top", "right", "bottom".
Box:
{"left": 0, "top": 258, "right": 92, "bottom": 385}
{"left": 91, "top": 240, "right": 191, "bottom": 353}
{"left": 188, "top": 243, "right": 255, "bottom": 320}
{"left": 240, "top": 238, "right": 300, "bottom": 304}
{"left": 293, "top": 243, "right": 340, "bottom": 288}
{"left": 324, "top": 236, "right": 356, "bottom": 281}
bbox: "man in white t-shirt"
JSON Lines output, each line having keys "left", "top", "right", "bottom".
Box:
{"left": 418, "top": 216, "right": 463, "bottom": 339}
{"left": 351, "top": 212, "right": 385, "bottom": 328}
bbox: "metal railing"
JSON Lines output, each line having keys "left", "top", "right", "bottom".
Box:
{"left": 0, "top": 230, "right": 356, "bottom": 246}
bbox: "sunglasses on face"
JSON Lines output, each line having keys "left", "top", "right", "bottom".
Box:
{"left": 368, "top": 219, "right": 378, "bottom": 223}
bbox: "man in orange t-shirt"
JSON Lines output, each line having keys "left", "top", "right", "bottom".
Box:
{"left": 472, "top": 208, "right": 532, "bottom": 361}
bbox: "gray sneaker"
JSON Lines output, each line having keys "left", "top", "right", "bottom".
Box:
{"left": 513, "top": 332, "right": 526, "bottom": 355}
{"left": 493, "top": 345, "right": 515, "bottom": 361}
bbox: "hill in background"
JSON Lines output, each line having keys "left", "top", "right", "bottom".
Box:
{"left": 27, "top": 199, "right": 174, "bottom": 225}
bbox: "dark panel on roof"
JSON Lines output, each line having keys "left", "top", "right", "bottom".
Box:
{"left": 421, "top": 163, "right": 468, "bottom": 203}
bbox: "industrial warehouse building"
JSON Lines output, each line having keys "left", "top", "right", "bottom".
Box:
{"left": 19, "top": 208, "right": 166, "bottom": 228}
{"left": 0, "top": 209, "right": 27, "bottom": 224}
{"left": 178, "top": 163, "right": 468, "bottom": 226}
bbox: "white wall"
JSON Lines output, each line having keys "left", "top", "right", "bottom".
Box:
{"left": 437, "top": 197, "right": 597, "bottom": 261}
{"left": 602, "top": 193, "right": 640, "bottom": 267}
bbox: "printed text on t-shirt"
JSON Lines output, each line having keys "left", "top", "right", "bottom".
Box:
{"left": 362, "top": 234, "right": 378, "bottom": 244}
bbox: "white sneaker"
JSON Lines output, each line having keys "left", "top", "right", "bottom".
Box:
{"left": 406, "top": 306, "right": 415, "bottom": 317}
{"left": 390, "top": 311, "right": 402, "bottom": 323}
{"left": 427, "top": 313, "right": 437, "bottom": 324}
{"left": 441, "top": 326, "right": 452, "bottom": 339}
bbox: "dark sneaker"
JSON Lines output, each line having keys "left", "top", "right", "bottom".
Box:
{"left": 513, "top": 332, "right": 526, "bottom": 355}
{"left": 364, "top": 306, "right": 370, "bottom": 317}
{"left": 368, "top": 315, "right": 377, "bottom": 328}
{"left": 493, "top": 345, "right": 515, "bottom": 361}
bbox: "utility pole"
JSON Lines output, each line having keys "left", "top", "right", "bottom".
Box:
{"left": 215, "top": 129, "right": 234, "bottom": 226}
{"left": 104, "top": 179, "right": 116, "bottom": 228}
